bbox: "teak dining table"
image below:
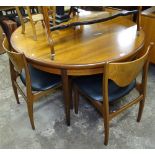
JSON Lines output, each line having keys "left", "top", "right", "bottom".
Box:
{"left": 10, "top": 11, "right": 145, "bottom": 126}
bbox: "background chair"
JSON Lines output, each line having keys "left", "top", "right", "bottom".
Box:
{"left": 2, "top": 36, "right": 61, "bottom": 129}
{"left": 73, "top": 43, "right": 154, "bottom": 145}
{"left": 15, "top": 6, "right": 45, "bottom": 40}
{"left": 0, "top": 18, "right": 17, "bottom": 52}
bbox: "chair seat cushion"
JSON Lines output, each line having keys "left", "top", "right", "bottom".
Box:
{"left": 20, "top": 65, "right": 61, "bottom": 91}
{"left": 73, "top": 74, "right": 136, "bottom": 102}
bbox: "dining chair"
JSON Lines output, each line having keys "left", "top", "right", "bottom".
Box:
{"left": 15, "top": 6, "right": 44, "bottom": 40}
{"left": 2, "top": 36, "right": 61, "bottom": 129}
{"left": 73, "top": 43, "right": 154, "bottom": 145}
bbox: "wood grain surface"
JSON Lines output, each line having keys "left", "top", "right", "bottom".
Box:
{"left": 11, "top": 17, "right": 144, "bottom": 71}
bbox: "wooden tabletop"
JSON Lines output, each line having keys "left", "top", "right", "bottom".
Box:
{"left": 11, "top": 15, "right": 145, "bottom": 70}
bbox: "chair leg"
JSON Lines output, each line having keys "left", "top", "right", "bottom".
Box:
{"left": 26, "top": 6, "right": 37, "bottom": 40}
{"left": 69, "top": 79, "right": 73, "bottom": 110}
{"left": 137, "top": 99, "right": 145, "bottom": 122}
{"left": 74, "top": 87, "right": 79, "bottom": 114}
{"left": 103, "top": 113, "right": 109, "bottom": 145}
{"left": 15, "top": 7, "right": 25, "bottom": 34}
{"left": 10, "top": 64, "right": 20, "bottom": 104}
{"left": 41, "top": 20, "right": 45, "bottom": 28}
{"left": 12, "top": 81, "right": 20, "bottom": 104}
{"left": 21, "top": 23, "right": 25, "bottom": 34}
{"left": 61, "top": 69, "right": 71, "bottom": 126}
{"left": 32, "top": 24, "right": 37, "bottom": 41}
{"left": 29, "top": 21, "right": 37, "bottom": 41}
{"left": 27, "top": 100, "right": 35, "bottom": 130}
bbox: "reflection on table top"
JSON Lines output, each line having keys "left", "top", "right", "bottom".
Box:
{"left": 11, "top": 16, "right": 144, "bottom": 69}
{"left": 141, "top": 7, "right": 155, "bottom": 18}
{"left": 58, "top": 8, "right": 115, "bottom": 25}
{"left": 50, "top": 8, "right": 138, "bottom": 31}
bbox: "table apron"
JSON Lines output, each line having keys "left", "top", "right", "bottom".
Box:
{"left": 31, "top": 63, "right": 104, "bottom": 76}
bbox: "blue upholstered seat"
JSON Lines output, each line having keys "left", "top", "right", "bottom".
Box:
{"left": 73, "top": 74, "right": 136, "bottom": 102}
{"left": 20, "top": 65, "right": 61, "bottom": 91}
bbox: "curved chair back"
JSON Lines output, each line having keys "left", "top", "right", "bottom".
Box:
{"left": 2, "top": 37, "right": 31, "bottom": 92}
{"left": 2, "top": 37, "right": 27, "bottom": 74}
{"left": 107, "top": 43, "right": 153, "bottom": 87}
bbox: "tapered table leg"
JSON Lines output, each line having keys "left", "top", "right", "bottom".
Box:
{"left": 69, "top": 78, "right": 73, "bottom": 109}
{"left": 61, "top": 69, "right": 72, "bottom": 126}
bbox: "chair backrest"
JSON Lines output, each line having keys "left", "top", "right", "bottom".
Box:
{"left": 3, "top": 36, "right": 33, "bottom": 97}
{"left": 106, "top": 43, "right": 154, "bottom": 87}
{"left": 2, "top": 36, "right": 27, "bottom": 74}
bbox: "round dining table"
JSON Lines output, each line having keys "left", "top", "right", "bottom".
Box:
{"left": 10, "top": 13, "right": 145, "bottom": 125}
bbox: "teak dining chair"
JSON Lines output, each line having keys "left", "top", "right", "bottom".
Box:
{"left": 15, "top": 6, "right": 44, "bottom": 40}
{"left": 2, "top": 36, "right": 61, "bottom": 129}
{"left": 73, "top": 43, "right": 154, "bottom": 145}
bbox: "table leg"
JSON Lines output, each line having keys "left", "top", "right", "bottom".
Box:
{"left": 69, "top": 79, "right": 73, "bottom": 110}
{"left": 61, "top": 69, "right": 72, "bottom": 126}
